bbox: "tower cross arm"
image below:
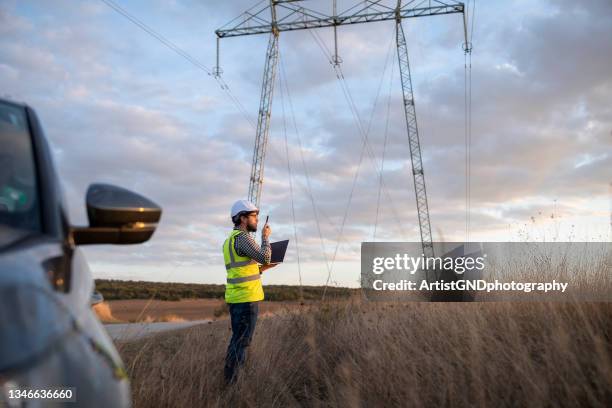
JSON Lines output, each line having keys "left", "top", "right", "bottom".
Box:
{"left": 216, "top": 1, "right": 465, "bottom": 38}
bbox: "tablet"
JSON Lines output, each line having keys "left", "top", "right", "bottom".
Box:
{"left": 270, "top": 240, "right": 289, "bottom": 264}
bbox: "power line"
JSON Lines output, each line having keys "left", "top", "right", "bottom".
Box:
{"left": 280, "top": 32, "right": 395, "bottom": 299}
{"left": 308, "top": 28, "right": 408, "bottom": 241}
{"left": 278, "top": 62, "right": 303, "bottom": 301}
{"left": 100, "top": 0, "right": 347, "bottom": 286}
{"left": 465, "top": 48, "right": 469, "bottom": 241}
{"left": 278, "top": 55, "right": 332, "bottom": 280}
{"left": 99, "top": 0, "right": 256, "bottom": 129}
{"left": 100, "top": 0, "right": 211, "bottom": 73}
{"left": 464, "top": 0, "right": 476, "bottom": 242}
{"left": 309, "top": 29, "right": 398, "bottom": 298}
{"left": 470, "top": 0, "right": 477, "bottom": 42}
{"left": 215, "top": 0, "right": 470, "bottom": 288}
{"left": 374, "top": 46, "right": 396, "bottom": 242}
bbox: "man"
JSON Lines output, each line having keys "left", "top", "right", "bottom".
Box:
{"left": 222, "top": 199, "right": 276, "bottom": 384}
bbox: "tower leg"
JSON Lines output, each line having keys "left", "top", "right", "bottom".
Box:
{"left": 396, "top": 20, "right": 435, "bottom": 263}
{"left": 248, "top": 32, "right": 279, "bottom": 206}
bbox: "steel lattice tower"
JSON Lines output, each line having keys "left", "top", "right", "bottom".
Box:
{"left": 215, "top": 0, "right": 470, "bottom": 258}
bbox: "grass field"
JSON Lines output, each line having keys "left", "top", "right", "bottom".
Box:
{"left": 117, "top": 300, "right": 611, "bottom": 407}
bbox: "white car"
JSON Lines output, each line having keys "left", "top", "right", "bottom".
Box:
{"left": 0, "top": 97, "right": 162, "bottom": 407}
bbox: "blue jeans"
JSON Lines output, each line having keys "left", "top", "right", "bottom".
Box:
{"left": 224, "top": 302, "right": 259, "bottom": 384}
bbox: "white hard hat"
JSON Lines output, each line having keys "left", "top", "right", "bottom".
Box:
{"left": 231, "top": 199, "right": 259, "bottom": 218}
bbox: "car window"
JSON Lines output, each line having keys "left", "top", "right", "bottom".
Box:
{"left": 0, "top": 101, "right": 42, "bottom": 247}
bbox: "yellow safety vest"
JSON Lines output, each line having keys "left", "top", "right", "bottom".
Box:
{"left": 223, "top": 230, "right": 264, "bottom": 303}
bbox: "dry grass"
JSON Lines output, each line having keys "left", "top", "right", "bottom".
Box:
{"left": 117, "top": 300, "right": 611, "bottom": 407}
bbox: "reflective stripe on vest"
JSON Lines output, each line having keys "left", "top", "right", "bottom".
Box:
{"left": 225, "top": 239, "right": 258, "bottom": 270}
{"left": 227, "top": 274, "right": 261, "bottom": 284}
{"left": 225, "top": 240, "right": 260, "bottom": 283}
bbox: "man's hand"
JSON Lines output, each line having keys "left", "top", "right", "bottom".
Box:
{"left": 259, "top": 263, "right": 278, "bottom": 273}
{"left": 262, "top": 223, "right": 271, "bottom": 240}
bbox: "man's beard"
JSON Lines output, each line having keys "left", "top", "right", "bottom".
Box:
{"left": 247, "top": 222, "right": 257, "bottom": 232}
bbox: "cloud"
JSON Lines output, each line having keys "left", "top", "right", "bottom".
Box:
{"left": 1, "top": 0, "right": 610, "bottom": 285}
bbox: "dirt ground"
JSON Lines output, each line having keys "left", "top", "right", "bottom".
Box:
{"left": 99, "top": 298, "right": 307, "bottom": 323}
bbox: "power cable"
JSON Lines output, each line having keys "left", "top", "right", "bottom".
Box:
{"left": 374, "top": 47, "right": 396, "bottom": 242}
{"left": 465, "top": 1, "right": 475, "bottom": 242}
{"left": 309, "top": 29, "right": 397, "bottom": 298}
{"left": 470, "top": 0, "right": 477, "bottom": 42}
{"left": 99, "top": 0, "right": 256, "bottom": 129}
{"left": 278, "top": 60, "right": 304, "bottom": 301}
{"left": 281, "top": 31, "right": 395, "bottom": 300}
{"left": 101, "top": 0, "right": 347, "bottom": 244}
{"left": 464, "top": 47, "right": 469, "bottom": 241}
{"left": 278, "top": 56, "right": 332, "bottom": 281}
{"left": 468, "top": 52, "right": 472, "bottom": 242}
{"left": 327, "top": 33, "right": 396, "bottom": 261}
{"left": 469, "top": 2, "right": 476, "bottom": 242}
{"left": 309, "top": 28, "right": 408, "bottom": 241}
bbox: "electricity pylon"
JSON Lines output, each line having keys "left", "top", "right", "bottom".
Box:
{"left": 215, "top": 0, "right": 470, "bottom": 258}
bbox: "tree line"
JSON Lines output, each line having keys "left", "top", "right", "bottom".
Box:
{"left": 95, "top": 279, "right": 356, "bottom": 302}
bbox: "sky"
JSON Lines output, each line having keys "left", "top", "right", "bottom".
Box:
{"left": 1, "top": 0, "right": 610, "bottom": 287}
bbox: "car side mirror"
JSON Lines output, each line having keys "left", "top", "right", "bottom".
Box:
{"left": 71, "top": 183, "right": 162, "bottom": 245}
